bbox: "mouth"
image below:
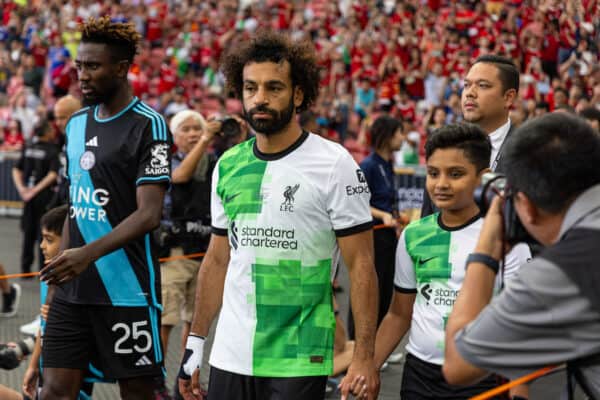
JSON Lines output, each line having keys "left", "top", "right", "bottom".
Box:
{"left": 80, "top": 86, "right": 95, "bottom": 96}
{"left": 433, "top": 193, "right": 453, "bottom": 201}
{"left": 252, "top": 112, "right": 273, "bottom": 119}
{"left": 463, "top": 102, "right": 477, "bottom": 110}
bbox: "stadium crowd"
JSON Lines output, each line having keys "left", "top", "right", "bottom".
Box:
{"left": 1, "top": 0, "right": 599, "bottom": 158}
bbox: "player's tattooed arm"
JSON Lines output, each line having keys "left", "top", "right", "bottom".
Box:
{"left": 337, "top": 229, "right": 380, "bottom": 400}
{"left": 179, "top": 234, "right": 230, "bottom": 400}
{"left": 41, "top": 184, "right": 166, "bottom": 284}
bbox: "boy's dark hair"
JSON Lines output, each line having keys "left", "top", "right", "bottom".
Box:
{"left": 41, "top": 205, "right": 68, "bottom": 235}
{"left": 79, "top": 16, "right": 141, "bottom": 63}
{"left": 473, "top": 54, "right": 520, "bottom": 94}
{"left": 370, "top": 115, "right": 403, "bottom": 150}
{"left": 554, "top": 87, "right": 569, "bottom": 98}
{"left": 535, "top": 101, "right": 550, "bottom": 111}
{"left": 504, "top": 113, "right": 600, "bottom": 212}
{"left": 425, "top": 123, "right": 491, "bottom": 172}
{"left": 220, "top": 30, "right": 320, "bottom": 112}
{"left": 580, "top": 107, "right": 600, "bottom": 126}
{"left": 33, "top": 118, "right": 51, "bottom": 137}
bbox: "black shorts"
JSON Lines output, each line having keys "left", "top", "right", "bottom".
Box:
{"left": 401, "top": 353, "right": 507, "bottom": 400}
{"left": 207, "top": 366, "right": 327, "bottom": 400}
{"left": 42, "top": 298, "right": 164, "bottom": 380}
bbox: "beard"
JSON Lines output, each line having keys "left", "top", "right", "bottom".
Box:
{"left": 243, "top": 96, "right": 295, "bottom": 136}
{"left": 81, "top": 91, "right": 108, "bottom": 107}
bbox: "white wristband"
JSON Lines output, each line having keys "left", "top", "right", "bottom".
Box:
{"left": 179, "top": 334, "right": 205, "bottom": 379}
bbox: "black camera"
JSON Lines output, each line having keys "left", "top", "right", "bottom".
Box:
{"left": 474, "top": 173, "right": 538, "bottom": 245}
{"left": 218, "top": 116, "right": 242, "bottom": 138}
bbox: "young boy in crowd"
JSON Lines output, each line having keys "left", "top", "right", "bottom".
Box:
{"left": 22, "top": 205, "right": 107, "bottom": 399}
{"left": 373, "top": 124, "right": 530, "bottom": 399}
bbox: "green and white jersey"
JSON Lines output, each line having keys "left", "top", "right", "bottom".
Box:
{"left": 209, "top": 131, "right": 372, "bottom": 377}
{"left": 394, "top": 213, "right": 531, "bottom": 365}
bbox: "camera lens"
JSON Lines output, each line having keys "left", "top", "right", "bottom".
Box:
{"left": 221, "top": 118, "right": 241, "bottom": 138}
{"left": 474, "top": 173, "right": 507, "bottom": 215}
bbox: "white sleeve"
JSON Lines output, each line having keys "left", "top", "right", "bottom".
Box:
{"left": 502, "top": 243, "right": 532, "bottom": 281}
{"left": 326, "top": 151, "right": 373, "bottom": 236}
{"left": 210, "top": 162, "right": 228, "bottom": 235}
{"left": 394, "top": 229, "right": 417, "bottom": 292}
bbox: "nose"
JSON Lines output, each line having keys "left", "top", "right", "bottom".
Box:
{"left": 436, "top": 174, "right": 450, "bottom": 189}
{"left": 464, "top": 84, "right": 476, "bottom": 99}
{"left": 78, "top": 67, "right": 90, "bottom": 82}
{"left": 253, "top": 86, "right": 268, "bottom": 107}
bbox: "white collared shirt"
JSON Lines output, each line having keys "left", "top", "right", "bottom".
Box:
{"left": 488, "top": 119, "right": 511, "bottom": 171}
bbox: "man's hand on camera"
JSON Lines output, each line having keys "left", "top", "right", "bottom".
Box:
{"left": 204, "top": 120, "right": 222, "bottom": 141}
{"left": 474, "top": 196, "right": 506, "bottom": 260}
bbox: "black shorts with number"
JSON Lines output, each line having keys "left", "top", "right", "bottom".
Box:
{"left": 42, "top": 297, "right": 164, "bottom": 380}
{"left": 207, "top": 366, "right": 327, "bottom": 400}
{"left": 401, "top": 353, "right": 508, "bottom": 400}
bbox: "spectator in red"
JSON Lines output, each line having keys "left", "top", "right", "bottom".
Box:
{"left": 2, "top": 119, "right": 24, "bottom": 152}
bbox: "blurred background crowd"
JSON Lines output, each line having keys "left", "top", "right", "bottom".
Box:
{"left": 0, "top": 0, "right": 599, "bottom": 164}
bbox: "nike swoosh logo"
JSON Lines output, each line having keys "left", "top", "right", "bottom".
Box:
{"left": 225, "top": 192, "right": 241, "bottom": 203}
{"left": 420, "top": 256, "right": 437, "bottom": 264}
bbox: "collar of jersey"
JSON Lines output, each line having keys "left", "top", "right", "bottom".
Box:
{"left": 94, "top": 96, "right": 138, "bottom": 123}
{"left": 252, "top": 130, "right": 309, "bottom": 161}
{"left": 437, "top": 212, "right": 481, "bottom": 232}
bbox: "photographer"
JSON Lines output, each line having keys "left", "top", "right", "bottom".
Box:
{"left": 443, "top": 113, "right": 600, "bottom": 398}
{"left": 159, "top": 110, "right": 220, "bottom": 357}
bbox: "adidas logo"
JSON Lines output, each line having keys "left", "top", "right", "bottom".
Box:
{"left": 135, "top": 355, "right": 152, "bottom": 367}
{"left": 86, "top": 136, "right": 98, "bottom": 147}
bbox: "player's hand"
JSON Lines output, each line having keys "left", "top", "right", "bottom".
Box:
{"left": 22, "top": 366, "right": 39, "bottom": 398}
{"left": 339, "top": 358, "right": 380, "bottom": 400}
{"left": 40, "top": 247, "right": 94, "bottom": 284}
{"left": 382, "top": 213, "right": 397, "bottom": 228}
{"left": 179, "top": 368, "right": 205, "bottom": 400}
{"left": 178, "top": 335, "right": 206, "bottom": 400}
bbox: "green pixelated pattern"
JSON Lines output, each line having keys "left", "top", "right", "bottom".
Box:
{"left": 251, "top": 258, "right": 335, "bottom": 376}
{"left": 216, "top": 139, "right": 268, "bottom": 220}
{"left": 404, "top": 213, "right": 452, "bottom": 283}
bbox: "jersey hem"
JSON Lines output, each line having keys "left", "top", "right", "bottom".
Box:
{"left": 394, "top": 285, "right": 417, "bottom": 293}
{"left": 208, "top": 361, "right": 332, "bottom": 378}
{"left": 136, "top": 176, "right": 171, "bottom": 186}
{"left": 334, "top": 220, "right": 373, "bottom": 237}
{"left": 211, "top": 226, "right": 228, "bottom": 236}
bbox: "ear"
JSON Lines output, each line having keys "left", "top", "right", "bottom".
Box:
{"left": 504, "top": 88, "right": 517, "bottom": 110}
{"left": 293, "top": 86, "right": 304, "bottom": 110}
{"left": 116, "top": 60, "right": 130, "bottom": 79}
{"left": 514, "top": 191, "right": 537, "bottom": 224}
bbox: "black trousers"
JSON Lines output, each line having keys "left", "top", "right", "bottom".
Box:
{"left": 20, "top": 196, "right": 46, "bottom": 274}
{"left": 401, "top": 353, "right": 507, "bottom": 399}
{"left": 347, "top": 227, "right": 397, "bottom": 340}
{"left": 207, "top": 367, "right": 327, "bottom": 400}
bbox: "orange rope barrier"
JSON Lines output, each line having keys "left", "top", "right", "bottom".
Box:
{"left": 0, "top": 224, "right": 392, "bottom": 279}
{"left": 158, "top": 252, "right": 205, "bottom": 263}
{"left": 469, "top": 365, "right": 561, "bottom": 400}
{"left": 0, "top": 271, "right": 40, "bottom": 280}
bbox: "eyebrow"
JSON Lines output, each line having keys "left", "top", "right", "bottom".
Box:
{"left": 243, "top": 79, "right": 287, "bottom": 86}
{"left": 464, "top": 79, "right": 492, "bottom": 84}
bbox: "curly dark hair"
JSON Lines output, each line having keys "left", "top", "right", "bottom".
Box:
{"left": 79, "top": 16, "right": 141, "bottom": 64}
{"left": 220, "top": 30, "right": 320, "bottom": 112}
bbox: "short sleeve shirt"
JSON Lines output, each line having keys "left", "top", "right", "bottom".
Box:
{"left": 209, "top": 131, "right": 372, "bottom": 377}
{"left": 56, "top": 97, "right": 172, "bottom": 307}
{"left": 395, "top": 213, "right": 530, "bottom": 365}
